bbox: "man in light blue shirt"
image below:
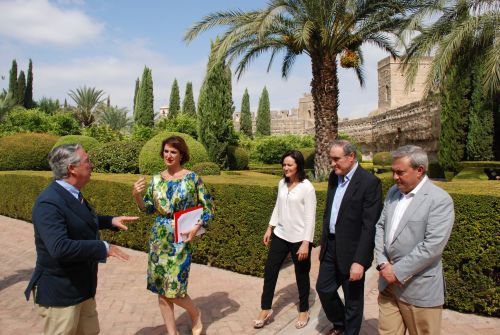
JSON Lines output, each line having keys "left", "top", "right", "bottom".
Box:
{"left": 317, "top": 140, "right": 382, "bottom": 335}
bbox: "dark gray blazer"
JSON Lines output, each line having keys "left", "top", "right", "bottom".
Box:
{"left": 24, "top": 181, "right": 115, "bottom": 306}
{"left": 319, "top": 165, "right": 383, "bottom": 274}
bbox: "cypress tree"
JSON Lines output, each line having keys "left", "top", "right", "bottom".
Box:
{"left": 256, "top": 86, "right": 271, "bottom": 136}
{"left": 438, "top": 64, "right": 469, "bottom": 172}
{"left": 8, "top": 60, "right": 17, "bottom": 95}
{"left": 168, "top": 79, "right": 181, "bottom": 119}
{"left": 133, "top": 78, "right": 139, "bottom": 113}
{"left": 466, "top": 61, "right": 494, "bottom": 160}
{"left": 24, "top": 59, "right": 34, "bottom": 108}
{"left": 135, "top": 67, "right": 154, "bottom": 127}
{"left": 182, "top": 82, "right": 196, "bottom": 117}
{"left": 240, "top": 88, "right": 252, "bottom": 137}
{"left": 197, "top": 41, "right": 235, "bottom": 168}
{"left": 16, "top": 71, "right": 26, "bottom": 106}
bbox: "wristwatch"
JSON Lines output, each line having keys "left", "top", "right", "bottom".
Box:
{"left": 376, "top": 263, "right": 387, "bottom": 271}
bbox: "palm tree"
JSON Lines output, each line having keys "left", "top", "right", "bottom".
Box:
{"left": 402, "top": 0, "right": 499, "bottom": 97}
{"left": 68, "top": 86, "right": 105, "bottom": 127}
{"left": 185, "top": 0, "right": 425, "bottom": 176}
{"left": 96, "top": 104, "right": 132, "bottom": 131}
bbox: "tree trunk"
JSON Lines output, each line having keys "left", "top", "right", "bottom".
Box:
{"left": 310, "top": 54, "right": 339, "bottom": 179}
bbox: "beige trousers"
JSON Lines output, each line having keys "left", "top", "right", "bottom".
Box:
{"left": 378, "top": 286, "right": 442, "bottom": 335}
{"left": 36, "top": 298, "right": 100, "bottom": 335}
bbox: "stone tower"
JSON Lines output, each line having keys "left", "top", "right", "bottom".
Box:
{"left": 377, "top": 56, "right": 433, "bottom": 112}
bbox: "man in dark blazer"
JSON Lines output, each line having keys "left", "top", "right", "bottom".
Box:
{"left": 24, "top": 143, "right": 138, "bottom": 335}
{"left": 316, "top": 140, "right": 382, "bottom": 335}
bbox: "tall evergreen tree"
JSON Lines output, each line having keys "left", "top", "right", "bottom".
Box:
{"left": 134, "top": 67, "right": 154, "bottom": 127}
{"left": 256, "top": 86, "right": 271, "bottom": 136}
{"left": 8, "top": 60, "right": 17, "bottom": 95}
{"left": 197, "top": 41, "right": 234, "bottom": 168}
{"left": 182, "top": 82, "right": 196, "bottom": 116}
{"left": 16, "top": 71, "right": 26, "bottom": 106}
{"left": 240, "top": 88, "right": 252, "bottom": 137}
{"left": 24, "top": 59, "right": 34, "bottom": 108}
{"left": 133, "top": 78, "right": 139, "bottom": 114}
{"left": 438, "top": 64, "right": 469, "bottom": 172}
{"left": 466, "top": 61, "right": 494, "bottom": 160}
{"left": 168, "top": 79, "right": 180, "bottom": 119}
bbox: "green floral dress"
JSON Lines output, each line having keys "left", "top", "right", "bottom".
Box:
{"left": 142, "top": 171, "right": 213, "bottom": 298}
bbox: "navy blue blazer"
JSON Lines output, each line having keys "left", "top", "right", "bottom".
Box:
{"left": 319, "top": 165, "right": 383, "bottom": 274}
{"left": 24, "top": 181, "right": 116, "bottom": 306}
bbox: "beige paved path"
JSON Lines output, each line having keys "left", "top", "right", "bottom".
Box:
{"left": 0, "top": 215, "right": 498, "bottom": 334}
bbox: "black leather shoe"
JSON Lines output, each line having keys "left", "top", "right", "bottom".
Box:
{"left": 327, "top": 328, "right": 344, "bottom": 335}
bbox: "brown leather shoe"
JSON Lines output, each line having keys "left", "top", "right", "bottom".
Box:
{"left": 327, "top": 329, "right": 344, "bottom": 335}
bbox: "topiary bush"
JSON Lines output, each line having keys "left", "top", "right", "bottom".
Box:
{"left": 428, "top": 161, "right": 445, "bottom": 179}
{"left": 227, "top": 145, "right": 249, "bottom": 170}
{"left": 90, "top": 141, "right": 144, "bottom": 173}
{"left": 53, "top": 135, "right": 101, "bottom": 153}
{"left": 191, "top": 162, "right": 221, "bottom": 176}
{"left": 138, "top": 131, "right": 209, "bottom": 174}
{"left": 373, "top": 151, "right": 392, "bottom": 166}
{"left": 300, "top": 147, "right": 315, "bottom": 169}
{"left": 0, "top": 133, "right": 59, "bottom": 171}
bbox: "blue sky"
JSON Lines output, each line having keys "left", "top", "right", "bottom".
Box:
{"left": 0, "top": 0, "right": 389, "bottom": 119}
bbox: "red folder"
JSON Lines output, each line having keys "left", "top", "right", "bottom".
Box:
{"left": 174, "top": 205, "right": 204, "bottom": 243}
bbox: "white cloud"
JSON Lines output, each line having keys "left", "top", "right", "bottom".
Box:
{"left": 0, "top": 0, "right": 103, "bottom": 46}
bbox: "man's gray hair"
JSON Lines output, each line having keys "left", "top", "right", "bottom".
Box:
{"left": 331, "top": 139, "right": 357, "bottom": 159}
{"left": 392, "top": 145, "right": 428, "bottom": 171}
{"left": 48, "top": 143, "right": 83, "bottom": 180}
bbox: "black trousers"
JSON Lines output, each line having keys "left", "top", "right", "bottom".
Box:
{"left": 261, "top": 233, "right": 312, "bottom": 312}
{"left": 316, "top": 236, "right": 365, "bottom": 335}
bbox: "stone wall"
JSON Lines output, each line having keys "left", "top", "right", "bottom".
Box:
{"left": 339, "top": 100, "right": 440, "bottom": 159}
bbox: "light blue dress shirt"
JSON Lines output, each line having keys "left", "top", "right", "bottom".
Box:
{"left": 329, "top": 162, "right": 358, "bottom": 234}
{"left": 55, "top": 180, "right": 109, "bottom": 255}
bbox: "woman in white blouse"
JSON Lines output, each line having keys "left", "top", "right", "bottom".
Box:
{"left": 253, "top": 150, "right": 317, "bottom": 330}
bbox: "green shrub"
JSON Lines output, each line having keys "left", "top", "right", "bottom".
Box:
{"left": 459, "top": 161, "right": 500, "bottom": 168}
{"left": 227, "top": 145, "right": 249, "bottom": 170}
{"left": 156, "top": 114, "right": 198, "bottom": 139}
{"left": 53, "top": 135, "right": 101, "bottom": 153}
{"left": 428, "top": 161, "right": 445, "bottom": 179}
{"left": 132, "top": 124, "right": 158, "bottom": 142}
{"left": 49, "top": 112, "right": 81, "bottom": 136}
{"left": 138, "top": 131, "right": 208, "bottom": 174}
{"left": 90, "top": 141, "right": 143, "bottom": 173}
{"left": 300, "top": 147, "right": 315, "bottom": 169}
{"left": 443, "top": 193, "right": 499, "bottom": 316}
{"left": 191, "top": 162, "right": 221, "bottom": 176}
{"left": 0, "top": 133, "right": 59, "bottom": 170}
{"left": 251, "top": 135, "right": 315, "bottom": 164}
{"left": 373, "top": 151, "right": 392, "bottom": 166}
{"left": 82, "top": 124, "right": 123, "bottom": 142}
{"left": 0, "top": 108, "right": 51, "bottom": 134}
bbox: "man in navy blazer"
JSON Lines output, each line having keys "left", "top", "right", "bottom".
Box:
{"left": 316, "top": 140, "right": 382, "bottom": 335}
{"left": 24, "top": 143, "right": 138, "bottom": 335}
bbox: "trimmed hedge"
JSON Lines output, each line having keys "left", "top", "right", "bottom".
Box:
{"left": 90, "top": 141, "right": 143, "bottom": 174}
{"left": 53, "top": 135, "right": 101, "bottom": 153}
{"left": 227, "top": 145, "right": 249, "bottom": 170}
{"left": 191, "top": 162, "right": 221, "bottom": 176}
{"left": 459, "top": 161, "right": 500, "bottom": 168}
{"left": 0, "top": 133, "right": 59, "bottom": 171}
{"left": 138, "top": 131, "right": 208, "bottom": 174}
{"left": 0, "top": 172, "right": 497, "bottom": 316}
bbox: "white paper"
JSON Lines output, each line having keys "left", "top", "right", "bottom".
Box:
{"left": 176, "top": 207, "right": 205, "bottom": 242}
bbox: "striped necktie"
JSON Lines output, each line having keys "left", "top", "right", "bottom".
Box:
{"left": 78, "top": 192, "right": 84, "bottom": 204}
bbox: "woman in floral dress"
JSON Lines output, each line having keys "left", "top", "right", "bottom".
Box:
{"left": 132, "top": 135, "right": 213, "bottom": 335}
